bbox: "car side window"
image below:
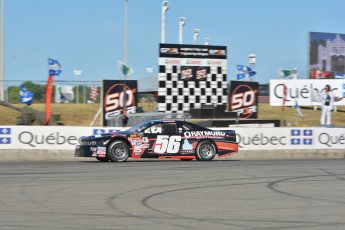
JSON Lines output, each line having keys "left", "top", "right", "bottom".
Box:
{"left": 162, "top": 123, "right": 178, "bottom": 135}
{"left": 144, "top": 124, "right": 162, "bottom": 134}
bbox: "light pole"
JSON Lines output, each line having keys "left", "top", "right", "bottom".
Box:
{"left": 205, "top": 38, "right": 211, "bottom": 45}
{"left": 193, "top": 29, "right": 200, "bottom": 45}
{"left": 0, "top": 0, "right": 5, "bottom": 101}
{"left": 161, "top": 1, "right": 169, "bottom": 43}
{"left": 74, "top": 69, "right": 82, "bottom": 104}
{"left": 248, "top": 54, "right": 256, "bottom": 81}
{"left": 124, "top": 0, "right": 128, "bottom": 64}
{"left": 179, "top": 17, "right": 186, "bottom": 44}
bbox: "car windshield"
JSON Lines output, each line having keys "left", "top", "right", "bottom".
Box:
{"left": 126, "top": 120, "right": 157, "bottom": 133}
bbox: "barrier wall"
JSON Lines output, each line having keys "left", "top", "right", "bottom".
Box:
{"left": 0, "top": 126, "right": 344, "bottom": 160}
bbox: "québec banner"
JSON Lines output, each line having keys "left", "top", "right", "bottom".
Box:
{"left": 270, "top": 79, "right": 345, "bottom": 106}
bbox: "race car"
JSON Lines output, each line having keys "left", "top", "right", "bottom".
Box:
{"left": 75, "top": 120, "right": 238, "bottom": 162}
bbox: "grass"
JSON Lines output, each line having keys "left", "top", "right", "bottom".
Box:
{"left": 1, "top": 102, "right": 344, "bottom": 127}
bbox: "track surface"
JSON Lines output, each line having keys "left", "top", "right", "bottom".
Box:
{"left": 0, "top": 159, "right": 344, "bottom": 230}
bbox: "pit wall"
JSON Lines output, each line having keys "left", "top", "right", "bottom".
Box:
{"left": 0, "top": 126, "right": 344, "bottom": 161}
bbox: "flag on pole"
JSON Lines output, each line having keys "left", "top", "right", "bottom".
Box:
{"left": 311, "top": 69, "right": 330, "bottom": 79}
{"left": 236, "top": 64, "right": 256, "bottom": 80}
{"left": 89, "top": 85, "right": 99, "bottom": 102}
{"left": 278, "top": 68, "right": 298, "bottom": 79}
{"left": 19, "top": 85, "right": 34, "bottom": 105}
{"left": 294, "top": 100, "right": 304, "bottom": 118}
{"left": 48, "top": 58, "right": 62, "bottom": 76}
{"left": 282, "top": 83, "right": 287, "bottom": 112}
{"left": 46, "top": 58, "right": 62, "bottom": 125}
{"left": 55, "top": 85, "right": 74, "bottom": 103}
{"left": 335, "top": 72, "right": 345, "bottom": 79}
{"left": 118, "top": 60, "right": 134, "bottom": 76}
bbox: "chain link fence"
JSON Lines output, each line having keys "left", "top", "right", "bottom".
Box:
{"left": 2, "top": 80, "right": 102, "bottom": 104}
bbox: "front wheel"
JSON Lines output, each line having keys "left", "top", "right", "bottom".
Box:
{"left": 196, "top": 140, "right": 216, "bottom": 161}
{"left": 107, "top": 140, "right": 129, "bottom": 162}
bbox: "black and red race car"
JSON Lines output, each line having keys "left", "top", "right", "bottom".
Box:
{"left": 75, "top": 120, "right": 238, "bottom": 162}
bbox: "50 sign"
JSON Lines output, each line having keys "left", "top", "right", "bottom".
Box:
{"left": 154, "top": 135, "right": 181, "bottom": 154}
{"left": 105, "top": 89, "right": 134, "bottom": 112}
{"left": 102, "top": 81, "right": 138, "bottom": 126}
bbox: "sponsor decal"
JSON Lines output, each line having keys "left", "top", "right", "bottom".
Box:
{"left": 180, "top": 67, "right": 193, "bottom": 80}
{"left": 142, "top": 137, "right": 149, "bottom": 143}
{"left": 90, "top": 147, "right": 97, "bottom": 151}
{"left": 185, "top": 59, "right": 202, "bottom": 65}
{"left": 216, "top": 142, "right": 236, "bottom": 151}
{"left": 207, "top": 60, "right": 223, "bottom": 65}
{"left": 96, "top": 147, "right": 106, "bottom": 156}
{"left": 184, "top": 131, "right": 226, "bottom": 138}
{"left": 182, "top": 139, "right": 193, "bottom": 150}
{"left": 160, "top": 48, "right": 179, "bottom": 54}
{"left": 165, "top": 59, "right": 180, "bottom": 65}
{"left": 209, "top": 49, "right": 226, "bottom": 55}
{"left": 179, "top": 66, "right": 210, "bottom": 81}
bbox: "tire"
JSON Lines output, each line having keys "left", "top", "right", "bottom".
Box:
{"left": 107, "top": 140, "right": 130, "bottom": 162}
{"left": 195, "top": 140, "right": 216, "bottom": 161}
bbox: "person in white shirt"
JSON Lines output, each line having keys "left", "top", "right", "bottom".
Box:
{"left": 320, "top": 84, "right": 342, "bottom": 127}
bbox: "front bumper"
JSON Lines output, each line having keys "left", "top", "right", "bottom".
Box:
{"left": 74, "top": 145, "right": 94, "bottom": 157}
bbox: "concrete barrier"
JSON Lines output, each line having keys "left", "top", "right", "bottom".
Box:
{"left": 0, "top": 126, "right": 344, "bottom": 161}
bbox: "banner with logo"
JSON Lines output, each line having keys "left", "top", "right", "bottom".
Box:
{"left": 270, "top": 79, "right": 345, "bottom": 106}
{"left": 158, "top": 43, "right": 228, "bottom": 113}
{"left": 309, "top": 32, "right": 345, "bottom": 79}
{"left": 102, "top": 80, "right": 138, "bottom": 126}
{"left": 1, "top": 126, "right": 344, "bottom": 151}
{"left": 229, "top": 81, "right": 259, "bottom": 119}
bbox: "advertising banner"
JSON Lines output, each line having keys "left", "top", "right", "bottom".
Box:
{"left": 158, "top": 43, "right": 228, "bottom": 113}
{"left": 270, "top": 79, "right": 345, "bottom": 106}
{"left": 309, "top": 32, "right": 345, "bottom": 78}
{"left": 229, "top": 81, "right": 258, "bottom": 119}
{"left": 1, "top": 126, "right": 343, "bottom": 151}
{"left": 102, "top": 80, "right": 138, "bottom": 126}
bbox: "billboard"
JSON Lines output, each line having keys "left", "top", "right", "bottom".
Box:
{"left": 309, "top": 32, "right": 345, "bottom": 78}
{"left": 270, "top": 79, "right": 345, "bottom": 106}
{"left": 102, "top": 80, "right": 137, "bottom": 126}
{"left": 228, "top": 81, "right": 258, "bottom": 119}
{"left": 158, "top": 43, "right": 228, "bottom": 113}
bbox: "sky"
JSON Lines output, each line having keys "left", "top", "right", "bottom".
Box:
{"left": 2, "top": 0, "right": 345, "bottom": 85}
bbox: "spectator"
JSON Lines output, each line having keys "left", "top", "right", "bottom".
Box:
{"left": 320, "top": 84, "right": 343, "bottom": 127}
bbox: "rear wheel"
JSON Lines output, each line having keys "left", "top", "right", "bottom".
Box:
{"left": 107, "top": 140, "right": 129, "bottom": 162}
{"left": 196, "top": 140, "right": 216, "bottom": 161}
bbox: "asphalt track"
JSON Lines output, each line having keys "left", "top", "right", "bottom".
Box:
{"left": 0, "top": 159, "right": 344, "bottom": 230}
